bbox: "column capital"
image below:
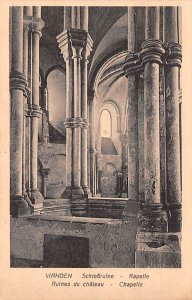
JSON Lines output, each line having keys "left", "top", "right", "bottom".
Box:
{"left": 23, "top": 86, "right": 31, "bottom": 99}
{"left": 30, "top": 104, "right": 42, "bottom": 117}
{"left": 32, "top": 17, "right": 44, "bottom": 37}
{"left": 69, "top": 28, "right": 87, "bottom": 49}
{"left": 25, "top": 102, "right": 33, "bottom": 116}
{"left": 64, "top": 117, "right": 89, "bottom": 128}
{"left": 82, "top": 33, "right": 93, "bottom": 61}
{"left": 57, "top": 30, "right": 73, "bottom": 61}
{"left": 123, "top": 52, "right": 142, "bottom": 76}
{"left": 23, "top": 15, "right": 33, "bottom": 30}
{"left": 10, "top": 71, "right": 27, "bottom": 93}
{"left": 140, "top": 39, "right": 165, "bottom": 65}
{"left": 165, "top": 42, "right": 182, "bottom": 68}
{"left": 69, "top": 29, "right": 88, "bottom": 59}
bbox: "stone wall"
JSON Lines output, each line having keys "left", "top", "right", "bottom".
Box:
{"left": 38, "top": 143, "right": 66, "bottom": 199}
{"left": 11, "top": 214, "right": 138, "bottom": 268}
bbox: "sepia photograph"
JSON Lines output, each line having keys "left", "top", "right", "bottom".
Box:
{"left": 1, "top": 1, "right": 192, "bottom": 299}
{"left": 9, "top": 5, "right": 182, "bottom": 269}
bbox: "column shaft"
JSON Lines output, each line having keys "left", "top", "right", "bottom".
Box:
{"left": 25, "top": 30, "right": 32, "bottom": 196}
{"left": 72, "top": 48, "right": 82, "bottom": 188}
{"left": 144, "top": 63, "right": 160, "bottom": 203}
{"left": 64, "top": 7, "right": 71, "bottom": 30}
{"left": 164, "top": 7, "right": 182, "bottom": 232}
{"left": 62, "top": 55, "right": 73, "bottom": 198}
{"left": 81, "top": 52, "right": 90, "bottom": 196}
{"left": 145, "top": 6, "right": 160, "bottom": 39}
{"left": 11, "top": 7, "right": 23, "bottom": 196}
{"left": 71, "top": 7, "right": 80, "bottom": 29}
{"left": 127, "top": 75, "right": 139, "bottom": 200}
{"left": 10, "top": 90, "right": 24, "bottom": 196}
{"left": 30, "top": 7, "right": 44, "bottom": 206}
{"left": 166, "top": 67, "right": 181, "bottom": 203}
{"left": 31, "top": 118, "right": 38, "bottom": 188}
{"left": 80, "top": 7, "right": 88, "bottom": 31}
{"left": 89, "top": 95, "right": 96, "bottom": 196}
{"left": 138, "top": 7, "right": 168, "bottom": 232}
{"left": 11, "top": 7, "right": 23, "bottom": 73}
{"left": 127, "top": 7, "right": 139, "bottom": 201}
{"left": 22, "top": 12, "right": 31, "bottom": 203}
{"left": 10, "top": 7, "right": 30, "bottom": 216}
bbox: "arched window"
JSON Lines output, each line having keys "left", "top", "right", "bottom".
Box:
{"left": 100, "top": 109, "right": 112, "bottom": 138}
{"left": 47, "top": 69, "right": 66, "bottom": 135}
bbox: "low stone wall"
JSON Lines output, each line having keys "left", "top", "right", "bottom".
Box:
{"left": 11, "top": 214, "right": 138, "bottom": 268}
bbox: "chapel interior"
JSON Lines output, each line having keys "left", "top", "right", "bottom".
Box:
{"left": 10, "top": 6, "right": 182, "bottom": 268}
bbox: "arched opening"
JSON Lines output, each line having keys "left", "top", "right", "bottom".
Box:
{"left": 46, "top": 68, "right": 66, "bottom": 143}
{"left": 100, "top": 109, "right": 112, "bottom": 138}
{"left": 100, "top": 163, "right": 117, "bottom": 197}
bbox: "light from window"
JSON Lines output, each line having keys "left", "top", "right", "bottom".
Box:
{"left": 100, "top": 109, "right": 111, "bottom": 137}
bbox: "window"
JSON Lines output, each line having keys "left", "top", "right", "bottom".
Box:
{"left": 100, "top": 109, "right": 112, "bottom": 138}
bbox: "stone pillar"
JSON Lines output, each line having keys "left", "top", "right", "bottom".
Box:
{"left": 30, "top": 7, "right": 44, "bottom": 210}
{"left": 120, "top": 133, "right": 128, "bottom": 197}
{"left": 126, "top": 8, "right": 139, "bottom": 201}
{"left": 164, "top": 7, "right": 182, "bottom": 232}
{"left": 42, "top": 168, "right": 50, "bottom": 198}
{"left": 81, "top": 33, "right": 92, "bottom": 197}
{"left": 25, "top": 8, "right": 32, "bottom": 199}
{"left": 23, "top": 7, "right": 33, "bottom": 210}
{"left": 88, "top": 91, "right": 97, "bottom": 196}
{"left": 10, "top": 7, "right": 31, "bottom": 216}
{"left": 139, "top": 7, "right": 167, "bottom": 232}
{"left": 70, "top": 31, "right": 85, "bottom": 213}
{"left": 60, "top": 33, "right": 73, "bottom": 201}
{"left": 57, "top": 7, "right": 92, "bottom": 215}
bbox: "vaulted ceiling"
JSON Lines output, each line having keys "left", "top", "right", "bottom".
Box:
{"left": 40, "top": 7, "right": 128, "bottom": 76}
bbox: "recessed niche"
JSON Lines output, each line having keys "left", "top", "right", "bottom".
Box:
{"left": 43, "top": 234, "right": 90, "bottom": 268}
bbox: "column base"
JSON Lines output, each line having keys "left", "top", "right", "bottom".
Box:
{"left": 30, "top": 189, "right": 44, "bottom": 204}
{"left": 10, "top": 195, "right": 32, "bottom": 217}
{"left": 71, "top": 186, "right": 84, "bottom": 200}
{"left": 82, "top": 186, "right": 92, "bottom": 198}
{"left": 71, "top": 186, "right": 87, "bottom": 216}
{"left": 43, "top": 199, "right": 71, "bottom": 216}
{"left": 135, "top": 231, "right": 181, "bottom": 268}
{"left": 166, "top": 203, "right": 182, "bottom": 232}
{"left": 61, "top": 186, "right": 72, "bottom": 199}
{"left": 138, "top": 203, "right": 168, "bottom": 232}
{"left": 26, "top": 189, "right": 31, "bottom": 199}
{"left": 120, "top": 192, "right": 128, "bottom": 198}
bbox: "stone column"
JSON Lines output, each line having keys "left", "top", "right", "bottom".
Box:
{"left": 10, "top": 7, "right": 31, "bottom": 216}
{"left": 57, "top": 29, "right": 86, "bottom": 215}
{"left": 81, "top": 28, "right": 93, "bottom": 197}
{"left": 126, "top": 8, "right": 139, "bottom": 201}
{"left": 88, "top": 91, "right": 97, "bottom": 196}
{"left": 139, "top": 7, "right": 167, "bottom": 232}
{"left": 42, "top": 168, "right": 50, "bottom": 198}
{"left": 23, "top": 7, "right": 33, "bottom": 210}
{"left": 60, "top": 33, "right": 73, "bottom": 201}
{"left": 30, "top": 7, "right": 44, "bottom": 210}
{"left": 164, "top": 7, "right": 182, "bottom": 232}
{"left": 57, "top": 7, "right": 92, "bottom": 215}
{"left": 25, "top": 9, "right": 32, "bottom": 199}
{"left": 120, "top": 133, "right": 128, "bottom": 197}
{"left": 70, "top": 29, "right": 87, "bottom": 215}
